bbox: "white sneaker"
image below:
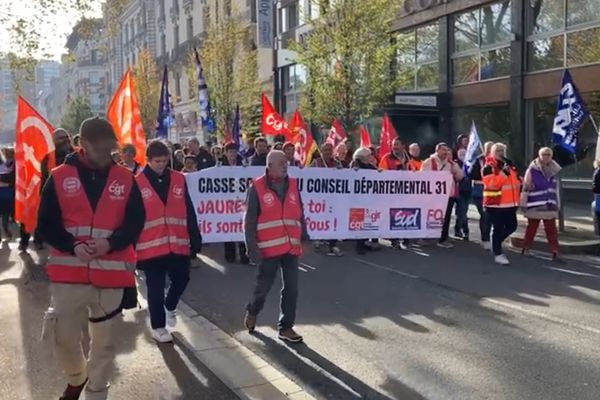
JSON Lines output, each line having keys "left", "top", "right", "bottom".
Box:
{"left": 482, "top": 241, "right": 492, "bottom": 251}
{"left": 166, "top": 308, "right": 177, "bottom": 328}
{"left": 327, "top": 246, "right": 344, "bottom": 257}
{"left": 151, "top": 328, "right": 173, "bottom": 343}
{"left": 399, "top": 241, "right": 408, "bottom": 250}
{"left": 494, "top": 254, "right": 510, "bottom": 265}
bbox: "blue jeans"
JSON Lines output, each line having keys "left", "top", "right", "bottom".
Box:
{"left": 454, "top": 193, "right": 471, "bottom": 236}
{"left": 247, "top": 254, "right": 299, "bottom": 331}
{"left": 472, "top": 196, "right": 491, "bottom": 242}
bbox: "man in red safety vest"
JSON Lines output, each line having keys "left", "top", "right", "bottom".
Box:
{"left": 244, "top": 150, "right": 309, "bottom": 343}
{"left": 37, "top": 117, "right": 145, "bottom": 400}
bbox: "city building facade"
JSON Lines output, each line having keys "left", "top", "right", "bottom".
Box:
{"left": 274, "top": 0, "right": 600, "bottom": 183}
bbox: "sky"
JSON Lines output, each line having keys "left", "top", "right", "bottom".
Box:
{"left": 0, "top": 0, "right": 102, "bottom": 61}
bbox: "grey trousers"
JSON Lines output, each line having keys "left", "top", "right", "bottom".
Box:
{"left": 246, "top": 254, "right": 299, "bottom": 331}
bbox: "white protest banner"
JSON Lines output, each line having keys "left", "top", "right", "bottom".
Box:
{"left": 186, "top": 166, "right": 453, "bottom": 243}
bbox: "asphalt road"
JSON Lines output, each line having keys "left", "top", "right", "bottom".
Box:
{"left": 0, "top": 242, "right": 236, "bottom": 400}
{"left": 183, "top": 239, "right": 600, "bottom": 400}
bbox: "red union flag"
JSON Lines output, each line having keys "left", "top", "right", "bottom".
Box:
{"left": 261, "top": 93, "right": 291, "bottom": 138}
{"left": 325, "top": 119, "right": 347, "bottom": 146}
{"left": 360, "top": 125, "right": 372, "bottom": 148}
{"left": 15, "top": 97, "right": 55, "bottom": 233}
{"left": 379, "top": 113, "right": 397, "bottom": 157}
{"left": 290, "top": 111, "right": 317, "bottom": 167}
{"left": 107, "top": 68, "right": 147, "bottom": 165}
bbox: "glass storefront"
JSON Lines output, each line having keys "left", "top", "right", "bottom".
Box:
{"left": 527, "top": 0, "right": 600, "bottom": 71}
{"left": 397, "top": 22, "right": 440, "bottom": 92}
{"left": 281, "top": 64, "right": 307, "bottom": 114}
{"left": 452, "top": 104, "right": 511, "bottom": 146}
{"left": 452, "top": 1, "right": 512, "bottom": 84}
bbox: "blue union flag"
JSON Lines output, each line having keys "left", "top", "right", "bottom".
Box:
{"left": 552, "top": 70, "right": 589, "bottom": 154}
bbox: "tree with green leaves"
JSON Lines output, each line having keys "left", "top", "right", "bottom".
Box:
{"left": 290, "top": 0, "right": 400, "bottom": 132}
{"left": 133, "top": 48, "right": 160, "bottom": 139}
{"left": 61, "top": 96, "right": 94, "bottom": 135}
{"left": 191, "top": 12, "right": 261, "bottom": 140}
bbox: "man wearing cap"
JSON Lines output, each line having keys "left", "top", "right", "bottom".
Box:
{"left": 244, "top": 150, "right": 309, "bottom": 343}
{"left": 37, "top": 117, "right": 145, "bottom": 400}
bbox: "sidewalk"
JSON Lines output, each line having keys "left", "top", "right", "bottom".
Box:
{"left": 467, "top": 203, "right": 600, "bottom": 255}
{"left": 0, "top": 242, "right": 311, "bottom": 400}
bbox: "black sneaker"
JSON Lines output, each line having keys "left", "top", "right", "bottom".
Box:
{"left": 278, "top": 328, "right": 303, "bottom": 343}
{"left": 59, "top": 379, "right": 88, "bottom": 400}
{"left": 244, "top": 311, "right": 256, "bottom": 333}
{"left": 239, "top": 254, "right": 250, "bottom": 264}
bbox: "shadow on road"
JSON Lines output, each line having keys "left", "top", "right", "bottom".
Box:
{"left": 252, "top": 331, "right": 425, "bottom": 400}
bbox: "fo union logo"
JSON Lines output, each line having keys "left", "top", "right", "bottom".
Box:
{"left": 348, "top": 208, "right": 381, "bottom": 231}
{"left": 108, "top": 180, "right": 125, "bottom": 200}
{"left": 426, "top": 209, "right": 444, "bottom": 229}
{"left": 389, "top": 208, "right": 421, "bottom": 231}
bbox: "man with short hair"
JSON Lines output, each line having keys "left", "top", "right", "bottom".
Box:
{"left": 379, "top": 138, "right": 407, "bottom": 170}
{"left": 187, "top": 137, "right": 215, "bottom": 170}
{"left": 283, "top": 142, "right": 300, "bottom": 167}
{"left": 244, "top": 150, "right": 309, "bottom": 343}
{"left": 37, "top": 117, "right": 145, "bottom": 400}
{"left": 250, "top": 137, "right": 269, "bottom": 166}
{"left": 120, "top": 143, "right": 141, "bottom": 174}
{"left": 312, "top": 142, "right": 341, "bottom": 168}
{"left": 422, "top": 142, "right": 464, "bottom": 248}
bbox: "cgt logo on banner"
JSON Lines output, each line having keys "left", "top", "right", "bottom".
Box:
{"left": 426, "top": 209, "right": 444, "bottom": 229}
{"left": 390, "top": 208, "right": 421, "bottom": 231}
{"left": 349, "top": 208, "right": 381, "bottom": 231}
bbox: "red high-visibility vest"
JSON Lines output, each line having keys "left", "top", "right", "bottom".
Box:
{"left": 46, "top": 164, "right": 136, "bottom": 288}
{"left": 254, "top": 175, "right": 303, "bottom": 259}
{"left": 136, "top": 170, "right": 191, "bottom": 261}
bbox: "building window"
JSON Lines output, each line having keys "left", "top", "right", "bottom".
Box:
{"left": 88, "top": 71, "right": 100, "bottom": 85}
{"left": 90, "top": 50, "right": 99, "bottom": 64}
{"left": 279, "top": 4, "right": 298, "bottom": 34}
{"left": 453, "top": 103, "right": 512, "bottom": 151}
{"left": 174, "top": 71, "right": 181, "bottom": 98}
{"left": 161, "top": 34, "right": 167, "bottom": 56}
{"left": 452, "top": 1, "right": 512, "bottom": 85}
{"left": 159, "top": 0, "right": 166, "bottom": 18}
{"left": 187, "top": 16, "right": 193, "bottom": 41}
{"left": 281, "top": 64, "right": 307, "bottom": 114}
{"left": 527, "top": 0, "right": 600, "bottom": 71}
{"left": 397, "top": 22, "right": 440, "bottom": 92}
{"left": 173, "top": 24, "right": 180, "bottom": 47}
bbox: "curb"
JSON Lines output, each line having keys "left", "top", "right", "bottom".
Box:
{"left": 509, "top": 235, "right": 600, "bottom": 255}
{"left": 173, "top": 300, "right": 316, "bottom": 400}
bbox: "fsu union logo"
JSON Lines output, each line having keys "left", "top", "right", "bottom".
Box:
{"left": 62, "top": 177, "right": 81, "bottom": 195}
{"left": 348, "top": 208, "right": 381, "bottom": 231}
{"left": 390, "top": 208, "right": 421, "bottom": 231}
{"left": 108, "top": 180, "right": 125, "bottom": 199}
{"left": 141, "top": 188, "right": 153, "bottom": 199}
{"left": 263, "top": 192, "right": 275, "bottom": 206}
{"left": 172, "top": 185, "right": 184, "bottom": 198}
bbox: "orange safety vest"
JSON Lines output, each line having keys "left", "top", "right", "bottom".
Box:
{"left": 408, "top": 158, "right": 422, "bottom": 172}
{"left": 482, "top": 157, "right": 521, "bottom": 208}
{"left": 379, "top": 153, "right": 405, "bottom": 170}
{"left": 253, "top": 175, "right": 303, "bottom": 259}
{"left": 135, "top": 170, "right": 191, "bottom": 261}
{"left": 46, "top": 164, "right": 136, "bottom": 288}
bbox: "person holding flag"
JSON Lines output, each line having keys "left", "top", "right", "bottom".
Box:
{"left": 482, "top": 143, "right": 521, "bottom": 265}
{"left": 468, "top": 141, "right": 494, "bottom": 250}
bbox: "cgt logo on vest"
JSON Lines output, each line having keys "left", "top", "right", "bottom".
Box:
{"left": 389, "top": 208, "right": 421, "bottom": 231}
{"left": 108, "top": 180, "right": 125, "bottom": 200}
{"left": 263, "top": 192, "right": 275, "bottom": 207}
{"left": 62, "top": 177, "right": 82, "bottom": 196}
{"left": 141, "top": 188, "right": 153, "bottom": 199}
{"left": 348, "top": 208, "right": 381, "bottom": 231}
{"left": 426, "top": 209, "right": 444, "bottom": 229}
{"left": 172, "top": 185, "right": 184, "bottom": 198}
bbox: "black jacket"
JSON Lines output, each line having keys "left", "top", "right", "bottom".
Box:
{"left": 250, "top": 153, "right": 268, "bottom": 166}
{"left": 136, "top": 167, "right": 202, "bottom": 270}
{"left": 195, "top": 149, "right": 216, "bottom": 170}
{"left": 593, "top": 168, "right": 600, "bottom": 195}
{"left": 467, "top": 157, "right": 484, "bottom": 181}
{"left": 37, "top": 152, "right": 145, "bottom": 254}
{"left": 221, "top": 155, "right": 244, "bottom": 166}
